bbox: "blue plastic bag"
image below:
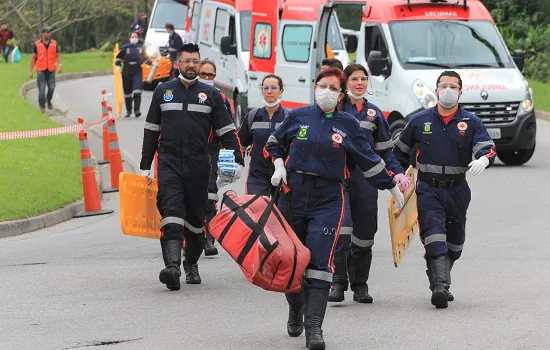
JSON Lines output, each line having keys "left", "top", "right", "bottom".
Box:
{"left": 11, "top": 46, "right": 21, "bottom": 63}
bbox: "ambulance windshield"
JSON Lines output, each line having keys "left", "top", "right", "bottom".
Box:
{"left": 389, "top": 20, "right": 514, "bottom": 69}
{"left": 150, "top": 0, "right": 188, "bottom": 29}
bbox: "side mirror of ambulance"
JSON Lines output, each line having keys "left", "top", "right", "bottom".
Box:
{"left": 221, "top": 36, "right": 237, "bottom": 56}
{"left": 345, "top": 34, "right": 358, "bottom": 54}
{"left": 367, "top": 50, "right": 389, "bottom": 77}
{"left": 512, "top": 49, "right": 525, "bottom": 73}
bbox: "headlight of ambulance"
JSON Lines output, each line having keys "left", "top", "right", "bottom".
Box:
{"left": 518, "top": 85, "right": 534, "bottom": 115}
{"left": 413, "top": 79, "right": 437, "bottom": 109}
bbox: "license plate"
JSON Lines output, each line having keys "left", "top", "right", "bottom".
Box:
{"left": 487, "top": 128, "right": 501, "bottom": 139}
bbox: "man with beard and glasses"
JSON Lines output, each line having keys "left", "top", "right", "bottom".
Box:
{"left": 139, "top": 42, "right": 245, "bottom": 291}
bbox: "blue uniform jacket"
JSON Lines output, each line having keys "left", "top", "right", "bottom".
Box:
{"left": 341, "top": 98, "right": 404, "bottom": 175}
{"left": 238, "top": 106, "right": 287, "bottom": 180}
{"left": 393, "top": 106, "right": 496, "bottom": 177}
{"left": 265, "top": 105, "right": 396, "bottom": 190}
{"left": 168, "top": 32, "right": 184, "bottom": 61}
{"left": 115, "top": 43, "right": 146, "bottom": 69}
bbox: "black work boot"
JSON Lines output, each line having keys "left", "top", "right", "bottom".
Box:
{"left": 426, "top": 256, "right": 449, "bottom": 308}
{"left": 349, "top": 249, "right": 374, "bottom": 303}
{"left": 444, "top": 257, "right": 455, "bottom": 301}
{"left": 304, "top": 288, "right": 329, "bottom": 349}
{"left": 328, "top": 250, "right": 348, "bottom": 302}
{"left": 285, "top": 291, "right": 305, "bottom": 337}
{"left": 133, "top": 93, "right": 141, "bottom": 117}
{"left": 124, "top": 97, "right": 133, "bottom": 117}
{"left": 47, "top": 100, "right": 53, "bottom": 110}
{"left": 159, "top": 239, "right": 182, "bottom": 290}
{"left": 203, "top": 233, "right": 218, "bottom": 256}
{"left": 183, "top": 261, "right": 201, "bottom": 284}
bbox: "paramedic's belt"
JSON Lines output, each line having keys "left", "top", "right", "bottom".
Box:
{"left": 387, "top": 166, "right": 418, "bottom": 267}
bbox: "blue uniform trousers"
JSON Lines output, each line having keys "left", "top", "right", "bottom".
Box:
{"left": 122, "top": 66, "right": 143, "bottom": 115}
{"left": 246, "top": 174, "right": 273, "bottom": 197}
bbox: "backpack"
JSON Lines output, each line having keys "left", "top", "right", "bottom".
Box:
{"left": 247, "top": 107, "right": 290, "bottom": 130}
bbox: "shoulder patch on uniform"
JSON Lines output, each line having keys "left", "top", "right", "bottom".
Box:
{"left": 457, "top": 121, "right": 468, "bottom": 131}
{"left": 331, "top": 126, "right": 347, "bottom": 138}
{"left": 367, "top": 108, "right": 377, "bottom": 118}
{"left": 163, "top": 89, "right": 174, "bottom": 102}
{"left": 198, "top": 92, "right": 207, "bottom": 102}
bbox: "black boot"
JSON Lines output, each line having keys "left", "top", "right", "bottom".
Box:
{"left": 328, "top": 250, "right": 348, "bottom": 302}
{"left": 159, "top": 239, "right": 182, "bottom": 290}
{"left": 133, "top": 92, "right": 142, "bottom": 117}
{"left": 304, "top": 288, "right": 329, "bottom": 349}
{"left": 444, "top": 257, "right": 454, "bottom": 301}
{"left": 183, "top": 261, "right": 201, "bottom": 284}
{"left": 285, "top": 291, "right": 305, "bottom": 337}
{"left": 349, "top": 249, "right": 373, "bottom": 303}
{"left": 203, "top": 233, "right": 218, "bottom": 256}
{"left": 426, "top": 256, "right": 449, "bottom": 308}
{"left": 124, "top": 97, "right": 133, "bottom": 117}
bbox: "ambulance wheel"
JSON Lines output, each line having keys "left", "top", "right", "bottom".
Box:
{"left": 390, "top": 118, "right": 407, "bottom": 141}
{"left": 497, "top": 144, "right": 535, "bottom": 166}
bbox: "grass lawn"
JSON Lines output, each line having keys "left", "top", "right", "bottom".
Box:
{"left": 0, "top": 50, "right": 112, "bottom": 221}
{"left": 529, "top": 80, "right": 550, "bottom": 112}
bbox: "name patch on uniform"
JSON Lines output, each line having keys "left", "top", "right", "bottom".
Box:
{"left": 164, "top": 89, "right": 174, "bottom": 102}
{"left": 423, "top": 122, "right": 432, "bottom": 134}
{"left": 331, "top": 127, "right": 347, "bottom": 138}
{"left": 198, "top": 92, "right": 208, "bottom": 103}
{"left": 297, "top": 125, "right": 309, "bottom": 140}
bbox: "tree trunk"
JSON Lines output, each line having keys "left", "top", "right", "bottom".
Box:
{"left": 72, "top": 22, "right": 78, "bottom": 53}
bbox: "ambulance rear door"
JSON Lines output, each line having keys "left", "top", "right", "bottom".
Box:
{"left": 246, "top": 0, "right": 280, "bottom": 109}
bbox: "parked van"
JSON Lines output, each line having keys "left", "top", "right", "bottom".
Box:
{"left": 143, "top": 0, "right": 189, "bottom": 60}
{"left": 353, "top": 0, "right": 536, "bottom": 165}
{"left": 188, "top": 0, "right": 353, "bottom": 125}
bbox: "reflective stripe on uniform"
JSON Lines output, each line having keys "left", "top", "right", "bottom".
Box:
{"left": 208, "top": 193, "right": 219, "bottom": 201}
{"left": 160, "top": 103, "right": 183, "bottom": 112}
{"left": 447, "top": 242, "right": 463, "bottom": 252}
{"left": 424, "top": 234, "right": 446, "bottom": 245}
{"left": 132, "top": 89, "right": 142, "bottom": 95}
{"left": 251, "top": 122, "right": 270, "bottom": 130}
{"left": 215, "top": 124, "right": 236, "bottom": 137}
{"left": 351, "top": 235, "right": 374, "bottom": 248}
{"left": 144, "top": 122, "right": 160, "bottom": 131}
{"left": 184, "top": 221, "right": 204, "bottom": 234}
{"left": 115, "top": 58, "right": 122, "bottom": 62}
{"left": 124, "top": 94, "right": 132, "bottom": 98}
{"left": 339, "top": 227, "right": 353, "bottom": 235}
{"left": 359, "top": 121, "right": 376, "bottom": 131}
{"left": 160, "top": 216, "right": 185, "bottom": 228}
{"left": 394, "top": 138, "right": 413, "bottom": 154}
{"left": 305, "top": 269, "right": 333, "bottom": 282}
{"left": 363, "top": 160, "right": 387, "bottom": 178}
{"left": 417, "top": 162, "right": 469, "bottom": 174}
{"left": 472, "top": 140, "right": 495, "bottom": 157}
{"left": 267, "top": 135, "right": 278, "bottom": 144}
{"left": 275, "top": 122, "right": 283, "bottom": 129}
{"left": 374, "top": 140, "right": 393, "bottom": 151}
{"left": 81, "top": 157, "right": 93, "bottom": 168}
{"left": 188, "top": 104, "right": 212, "bottom": 113}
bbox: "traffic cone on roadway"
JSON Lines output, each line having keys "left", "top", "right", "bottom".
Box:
{"left": 98, "top": 90, "right": 110, "bottom": 165}
{"left": 74, "top": 122, "right": 114, "bottom": 218}
{"left": 103, "top": 115, "right": 124, "bottom": 193}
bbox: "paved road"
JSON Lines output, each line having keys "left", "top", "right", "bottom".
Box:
{"left": 3, "top": 75, "right": 550, "bottom": 349}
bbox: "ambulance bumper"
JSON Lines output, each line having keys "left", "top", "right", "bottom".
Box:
{"left": 489, "top": 110, "right": 536, "bottom": 151}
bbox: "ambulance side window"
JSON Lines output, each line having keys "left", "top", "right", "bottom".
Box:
{"left": 282, "top": 25, "right": 313, "bottom": 63}
{"left": 229, "top": 15, "right": 236, "bottom": 45}
{"left": 214, "top": 9, "right": 229, "bottom": 46}
{"left": 364, "top": 25, "right": 388, "bottom": 58}
{"left": 191, "top": 3, "right": 201, "bottom": 33}
{"left": 252, "top": 23, "right": 272, "bottom": 59}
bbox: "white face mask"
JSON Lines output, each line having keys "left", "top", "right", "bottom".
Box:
{"left": 199, "top": 78, "right": 214, "bottom": 86}
{"left": 346, "top": 90, "right": 366, "bottom": 100}
{"left": 179, "top": 69, "right": 199, "bottom": 83}
{"left": 263, "top": 98, "right": 281, "bottom": 108}
{"left": 438, "top": 88, "right": 460, "bottom": 108}
{"left": 315, "top": 88, "right": 340, "bottom": 111}
{"left": 130, "top": 38, "right": 138, "bottom": 45}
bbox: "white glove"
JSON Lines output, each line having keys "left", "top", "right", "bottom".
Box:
{"left": 468, "top": 156, "right": 489, "bottom": 176}
{"left": 271, "top": 158, "right": 287, "bottom": 186}
{"left": 116, "top": 66, "right": 122, "bottom": 73}
{"left": 389, "top": 185, "right": 405, "bottom": 210}
{"left": 140, "top": 169, "right": 153, "bottom": 184}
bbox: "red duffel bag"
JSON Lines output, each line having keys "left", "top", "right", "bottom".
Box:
{"left": 208, "top": 186, "right": 310, "bottom": 293}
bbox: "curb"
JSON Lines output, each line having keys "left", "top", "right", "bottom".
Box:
{"left": 0, "top": 71, "right": 114, "bottom": 239}
{"left": 536, "top": 110, "right": 550, "bottom": 122}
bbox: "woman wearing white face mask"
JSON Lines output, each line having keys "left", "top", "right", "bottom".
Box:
{"left": 328, "top": 63, "right": 412, "bottom": 304}
{"left": 237, "top": 74, "right": 289, "bottom": 196}
{"left": 115, "top": 32, "right": 149, "bottom": 118}
{"left": 265, "top": 68, "right": 405, "bottom": 349}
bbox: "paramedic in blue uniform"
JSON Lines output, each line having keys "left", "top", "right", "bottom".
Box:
{"left": 393, "top": 70, "right": 496, "bottom": 309}
{"left": 329, "top": 63, "right": 412, "bottom": 304}
{"left": 197, "top": 58, "right": 232, "bottom": 256}
{"left": 166, "top": 23, "right": 183, "bottom": 80}
{"left": 139, "top": 43, "right": 244, "bottom": 291}
{"left": 238, "top": 74, "right": 288, "bottom": 196}
{"left": 266, "top": 68, "right": 405, "bottom": 350}
{"left": 115, "top": 32, "right": 150, "bottom": 118}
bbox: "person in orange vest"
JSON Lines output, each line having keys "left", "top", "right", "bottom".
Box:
{"left": 29, "top": 26, "right": 62, "bottom": 113}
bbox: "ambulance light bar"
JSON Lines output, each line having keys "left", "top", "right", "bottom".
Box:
{"left": 406, "top": 0, "right": 468, "bottom": 11}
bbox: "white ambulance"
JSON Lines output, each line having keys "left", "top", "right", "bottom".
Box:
{"left": 143, "top": 0, "right": 189, "bottom": 59}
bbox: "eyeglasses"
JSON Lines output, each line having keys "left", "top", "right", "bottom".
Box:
{"left": 199, "top": 72, "right": 216, "bottom": 80}
{"left": 178, "top": 58, "right": 200, "bottom": 64}
{"left": 316, "top": 82, "right": 341, "bottom": 93}
{"left": 437, "top": 83, "right": 460, "bottom": 90}
{"left": 348, "top": 76, "right": 368, "bottom": 82}
{"left": 262, "top": 85, "right": 280, "bottom": 91}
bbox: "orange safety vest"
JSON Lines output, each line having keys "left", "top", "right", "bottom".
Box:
{"left": 35, "top": 39, "right": 58, "bottom": 72}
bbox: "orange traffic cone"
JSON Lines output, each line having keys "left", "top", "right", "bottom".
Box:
{"left": 98, "top": 90, "right": 110, "bottom": 165}
{"left": 103, "top": 116, "right": 124, "bottom": 193}
{"left": 74, "top": 124, "right": 114, "bottom": 218}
